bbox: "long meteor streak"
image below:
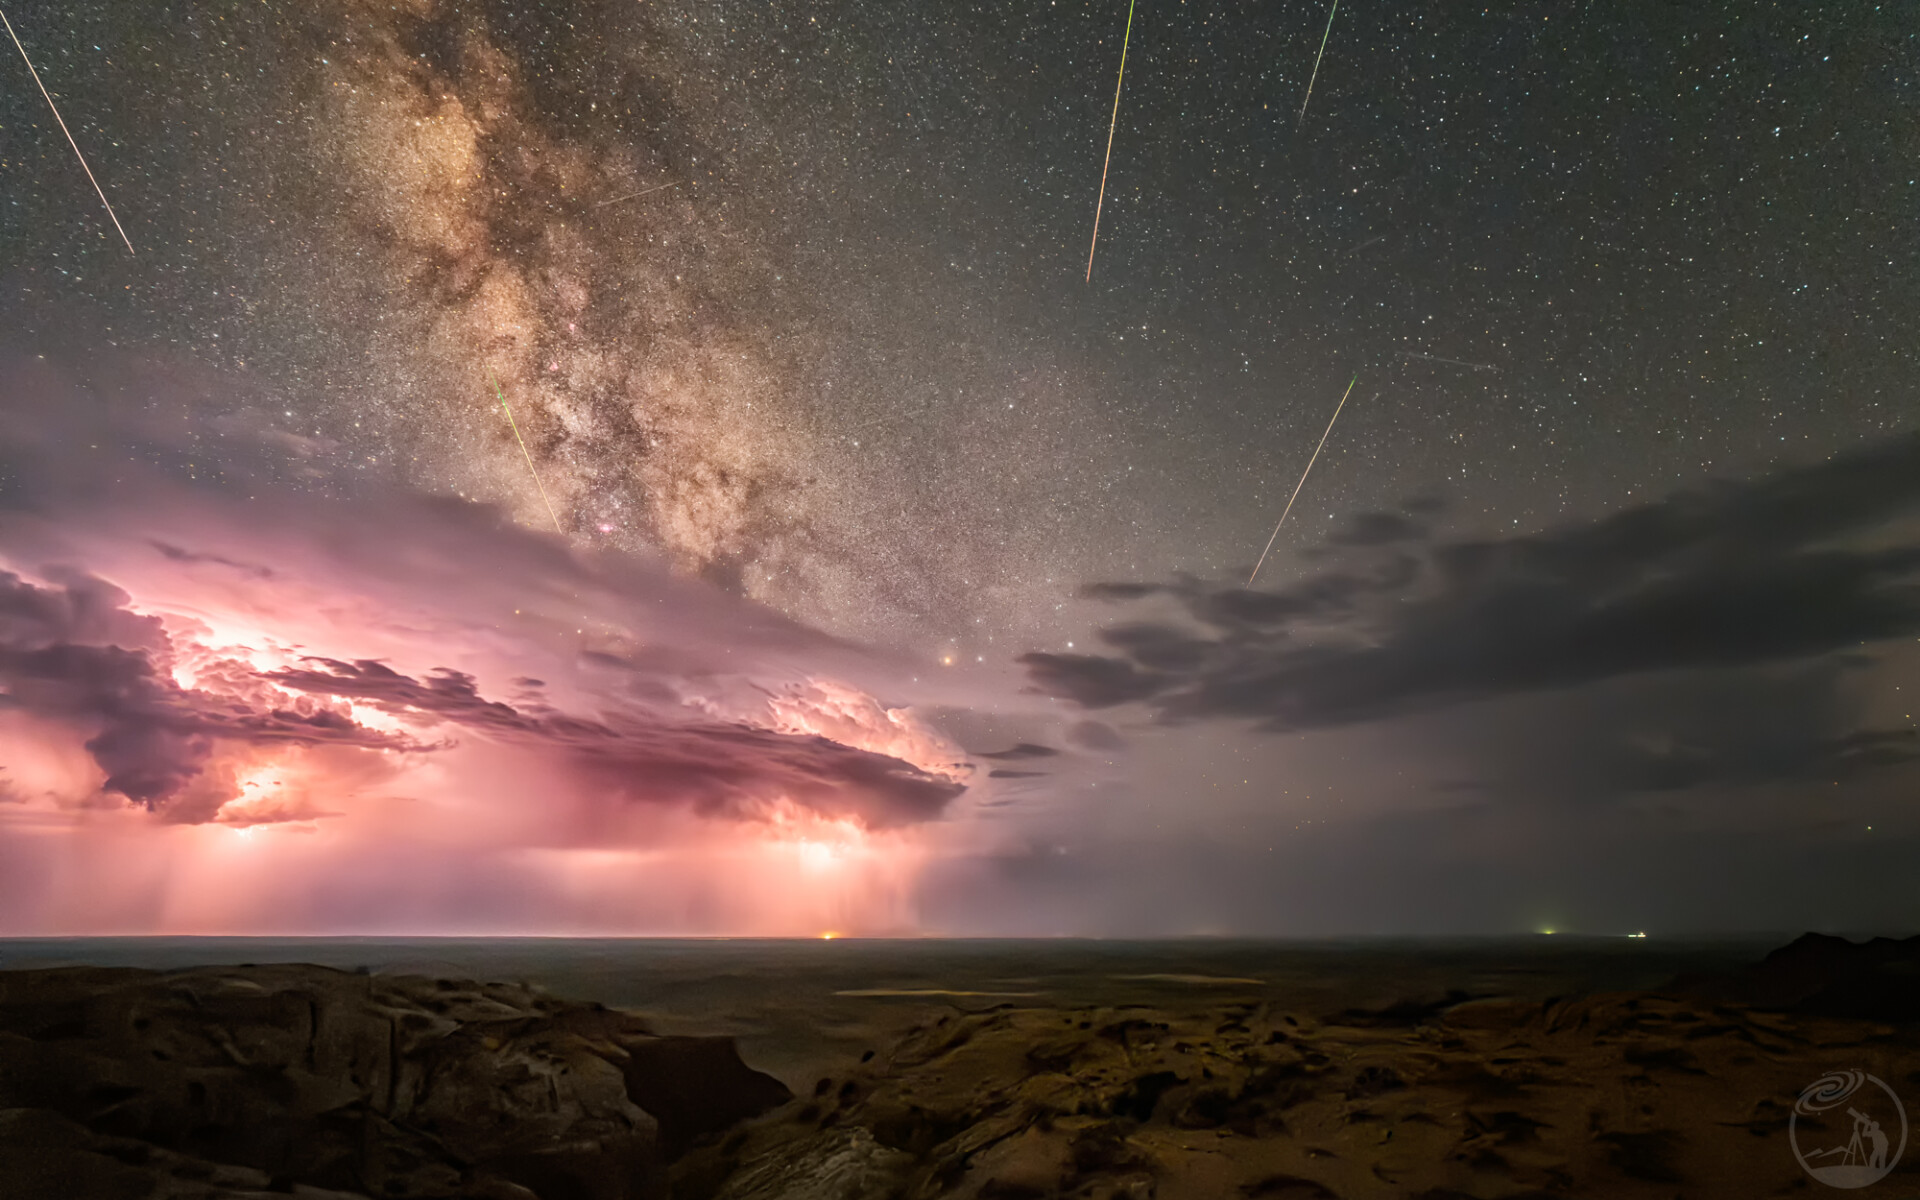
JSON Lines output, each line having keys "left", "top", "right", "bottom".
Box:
{"left": 488, "top": 369, "right": 565, "bottom": 536}
{"left": 594, "top": 180, "right": 681, "bottom": 209}
{"left": 1, "top": 5, "right": 133, "bottom": 253}
{"left": 1248, "top": 372, "right": 1358, "bottom": 587}
{"left": 1297, "top": 0, "right": 1341, "bottom": 125}
{"left": 1085, "top": 0, "right": 1138, "bottom": 283}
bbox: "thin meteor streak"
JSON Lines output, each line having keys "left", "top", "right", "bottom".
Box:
{"left": 1085, "top": 0, "right": 1138, "bottom": 283}
{"left": 1399, "top": 350, "right": 1499, "bottom": 373}
{"left": 0, "top": 5, "right": 133, "bottom": 253}
{"left": 1248, "top": 372, "right": 1358, "bottom": 587}
{"left": 593, "top": 180, "right": 681, "bottom": 208}
{"left": 488, "top": 369, "right": 565, "bottom": 536}
{"left": 1297, "top": 0, "right": 1340, "bottom": 125}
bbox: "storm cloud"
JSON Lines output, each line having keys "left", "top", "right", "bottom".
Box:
{"left": 0, "top": 556, "right": 968, "bottom": 831}
{"left": 0, "top": 571, "right": 420, "bottom": 810}
{"left": 0, "top": 361, "right": 1000, "bottom": 933}
{"left": 269, "top": 657, "right": 965, "bottom": 828}
{"left": 1022, "top": 434, "right": 1920, "bottom": 738}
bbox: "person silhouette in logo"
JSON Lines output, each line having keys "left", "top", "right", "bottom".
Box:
{"left": 1848, "top": 1107, "right": 1890, "bottom": 1170}
{"left": 1865, "top": 1112, "right": 1889, "bottom": 1171}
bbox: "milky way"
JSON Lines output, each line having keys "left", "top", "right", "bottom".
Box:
{"left": 8, "top": 0, "right": 1909, "bottom": 657}
{"left": 270, "top": 0, "right": 834, "bottom": 598}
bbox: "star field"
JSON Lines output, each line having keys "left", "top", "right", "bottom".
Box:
{"left": 1, "top": 0, "right": 1914, "bottom": 664}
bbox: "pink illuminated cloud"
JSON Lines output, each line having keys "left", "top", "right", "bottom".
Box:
{"left": 0, "top": 357, "right": 994, "bottom": 936}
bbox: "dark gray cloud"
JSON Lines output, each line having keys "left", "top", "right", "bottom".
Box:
{"left": 1613, "top": 727, "right": 1918, "bottom": 792}
{"left": 1064, "top": 720, "right": 1126, "bottom": 751}
{"left": 1019, "top": 652, "right": 1168, "bottom": 710}
{"left": 1327, "top": 512, "right": 1426, "bottom": 547}
{"left": 977, "top": 743, "right": 1060, "bottom": 761}
{"left": 1478, "top": 664, "right": 1920, "bottom": 798}
{"left": 1023, "top": 435, "right": 1920, "bottom": 742}
{"left": 149, "top": 542, "right": 276, "bottom": 579}
{"left": 0, "top": 571, "right": 419, "bottom": 809}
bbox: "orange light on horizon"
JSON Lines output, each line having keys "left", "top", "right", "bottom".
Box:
{"left": 821, "top": 931, "right": 839, "bottom": 940}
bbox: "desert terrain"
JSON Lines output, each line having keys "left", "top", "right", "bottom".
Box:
{"left": 1, "top": 936, "right": 1914, "bottom": 1198}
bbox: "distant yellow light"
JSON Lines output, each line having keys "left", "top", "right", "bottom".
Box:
{"left": 821, "top": 932, "right": 839, "bottom": 940}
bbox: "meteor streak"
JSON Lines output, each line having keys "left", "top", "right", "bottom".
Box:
{"left": 488, "top": 368, "right": 565, "bottom": 536}
{"left": 594, "top": 180, "right": 681, "bottom": 208}
{"left": 1399, "top": 351, "right": 1499, "bottom": 373}
{"left": 1, "top": 4, "right": 133, "bottom": 253}
{"left": 1297, "top": 0, "right": 1341, "bottom": 125}
{"left": 1085, "top": 0, "right": 1138, "bottom": 283}
{"left": 1248, "top": 372, "right": 1358, "bottom": 587}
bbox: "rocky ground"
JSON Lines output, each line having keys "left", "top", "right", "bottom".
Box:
{"left": 684, "top": 990, "right": 1917, "bottom": 1200}
{"left": 0, "top": 964, "right": 788, "bottom": 1200}
{"left": 678, "top": 936, "right": 1920, "bottom": 1200}
{"left": 4, "top": 937, "right": 1918, "bottom": 1199}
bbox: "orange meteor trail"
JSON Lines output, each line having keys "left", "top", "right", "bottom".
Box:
{"left": 1, "top": 4, "right": 133, "bottom": 253}
{"left": 1085, "top": 0, "right": 1137, "bottom": 283}
{"left": 1297, "top": 0, "right": 1341, "bottom": 125}
{"left": 488, "top": 368, "right": 564, "bottom": 536}
{"left": 1248, "top": 372, "right": 1358, "bottom": 587}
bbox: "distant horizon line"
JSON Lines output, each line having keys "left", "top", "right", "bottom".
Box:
{"left": 0, "top": 929, "right": 1890, "bottom": 943}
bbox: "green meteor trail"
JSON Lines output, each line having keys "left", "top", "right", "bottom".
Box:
{"left": 489, "top": 369, "right": 565, "bottom": 536}
{"left": 1085, "top": 0, "right": 1138, "bottom": 283}
{"left": 1298, "top": 0, "right": 1341, "bottom": 125}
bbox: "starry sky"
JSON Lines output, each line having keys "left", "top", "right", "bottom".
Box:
{"left": 0, "top": 0, "right": 1916, "bottom": 935}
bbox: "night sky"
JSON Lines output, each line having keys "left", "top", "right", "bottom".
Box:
{"left": 0, "top": 0, "right": 1916, "bottom": 935}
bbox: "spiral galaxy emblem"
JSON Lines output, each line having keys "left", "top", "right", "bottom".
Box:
{"left": 1791, "top": 1070, "right": 1907, "bottom": 1189}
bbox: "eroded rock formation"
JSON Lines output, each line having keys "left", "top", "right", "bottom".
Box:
{"left": 0, "top": 964, "right": 788, "bottom": 1200}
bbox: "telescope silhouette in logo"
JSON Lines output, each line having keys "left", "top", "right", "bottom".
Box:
{"left": 1791, "top": 1071, "right": 1906, "bottom": 1189}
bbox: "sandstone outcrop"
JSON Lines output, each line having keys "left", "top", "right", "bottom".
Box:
{"left": 0, "top": 964, "right": 789, "bottom": 1200}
